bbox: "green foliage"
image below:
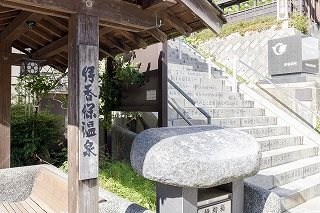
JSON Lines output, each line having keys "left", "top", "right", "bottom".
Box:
{"left": 100, "top": 55, "right": 145, "bottom": 130}
{"left": 221, "top": 0, "right": 273, "bottom": 14}
{"left": 220, "top": 16, "right": 281, "bottom": 37}
{"left": 60, "top": 156, "right": 156, "bottom": 211}
{"left": 316, "top": 119, "right": 320, "bottom": 133}
{"left": 290, "top": 13, "right": 309, "bottom": 34}
{"left": 115, "top": 61, "right": 145, "bottom": 88}
{"left": 99, "top": 160, "right": 156, "bottom": 211}
{"left": 100, "top": 67, "right": 120, "bottom": 130}
{"left": 11, "top": 104, "right": 66, "bottom": 167}
{"left": 184, "top": 29, "right": 215, "bottom": 47}
{"left": 16, "top": 73, "right": 67, "bottom": 106}
{"left": 185, "top": 16, "right": 281, "bottom": 47}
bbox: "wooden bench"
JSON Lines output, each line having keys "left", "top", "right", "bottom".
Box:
{"left": 0, "top": 168, "right": 68, "bottom": 213}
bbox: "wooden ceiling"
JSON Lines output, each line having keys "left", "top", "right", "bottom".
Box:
{"left": 0, "top": 0, "right": 226, "bottom": 72}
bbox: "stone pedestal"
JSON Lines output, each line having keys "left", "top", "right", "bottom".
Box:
{"left": 131, "top": 126, "right": 261, "bottom": 213}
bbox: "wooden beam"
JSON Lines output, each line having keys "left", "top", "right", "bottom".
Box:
{"left": 0, "top": 11, "right": 42, "bottom": 43}
{"left": 0, "top": 10, "right": 19, "bottom": 20}
{"left": 0, "top": 51, "right": 26, "bottom": 66}
{"left": 162, "top": 10, "right": 193, "bottom": 36}
{"left": 68, "top": 13, "right": 99, "bottom": 213}
{"left": 99, "top": 27, "right": 112, "bottom": 36}
{"left": 0, "top": 0, "right": 158, "bottom": 30}
{"left": 119, "top": 31, "right": 148, "bottom": 49}
{"left": 37, "top": 20, "right": 66, "bottom": 38}
{"left": 32, "top": 36, "right": 68, "bottom": 59}
{"left": 176, "top": 0, "right": 226, "bottom": 33}
{"left": 147, "top": 28, "right": 167, "bottom": 43}
{"left": 0, "top": 1, "right": 68, "bottom": 18}
{"left": 42, "top": 16, "right": 68, "bottom": 31}
{"left": 99, "top": 46, "right": 114, "bottom": 58}
{"left": 143, "top": 0, "right": 177, "bottom": 13}
{"left": 99, "top": 20, "right": 144, "bottom": 32}
{"left": 100, "top": 35, "right": 130, "bottom": 53}
{"left": 0, "top": 43, "right": 11, "bottom": 169}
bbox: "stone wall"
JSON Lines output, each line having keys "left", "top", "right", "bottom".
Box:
{"left": 199, "top": 28, "right": 301, "bottom": 77}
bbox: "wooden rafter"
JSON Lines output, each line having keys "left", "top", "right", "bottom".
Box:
{"left": 32, "top": 36, "right": 68, "bottom": 59}
{"left": 176, "top": 0, "right": 226, "bottom": 33}
{"left": 162, "top": 10, "right": 193, "bottom": 36}
{"left": 99, "top": 43, "right": 115, "bottom": 58}
{"left": 0, "top": 10, "right": 18, "bottom": 20}
{"left": 0, "top": 11, "right": 42, "bottom": 43}
{"left": 119, "top": 31, "right": 148, "bottom": 49}
{"left": 0, "top": 51, "right": 25, "bottom": 66}
{"left": 147, "top": 28, "right": 167, "bottom": 43}
{"left": 100, "top": 35, "right": 130, "bottom": 53}
{"left": 42, "top": 16, "right": 68, "bottom": 31}
{"left": 143, "top": 0, "right": 177, "bottom": 13}
{"left": 0, "top": 0, "right": 158, "bottom": 30}
{"left": 37, "top": 20, "right": 66, "bottom": 38}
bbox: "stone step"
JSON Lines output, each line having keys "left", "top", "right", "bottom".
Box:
{"left": 260, "top": 145, "right": 319, "bottom": 170}
{"left": 271, "top": 172, "right": 320, "bottom": 211}
{"left": 182, "top": 99, "right": 254, "bottom": 108}
{"left": 169, "top": 73, "right": 224, "bottom": 81}
{"left": 211, "top": 116, "right": 276, "bottom": 128}
{"left": 284, "top": 196, "right": 320, "bottom": 213}
{"left": 169, "top": 61, "right": 208, "bottom": 71}
{"left": 168, "top": 64, "right": 224, "bottom": 79}
{"left": 237, "top": 125, "right": 290, "bottom": 138}
{"left": 169, "top": 84, "right": 233, "bottom": 94}
{"left": 168, "top": 119, "right": 206, "bottom": 127}
{"left": 169, "top": 75, "right": 225, "bottom": 85}
{"left": 168, "top": 90, "right": 244, "bottom": 100}
{"left": 169, "top": 85, "right": 233, "bottom": 93}
{"left": 257, "top": 135, "right": 304, "bottom": 152}
{"left": 183, "top": 107, "right": 265, "bottom": 118}
{"left": 246, "top": 155, "right": 320, "bottom": 190}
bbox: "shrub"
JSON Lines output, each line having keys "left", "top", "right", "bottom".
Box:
{"left": 11, "top": 104, "right": 66, "bottom": 167}
{"left": 290, "top": 13, "right": 309, "bottom": 34}
{"left": 185, "top": 16, "right": 281, "bottom": 47}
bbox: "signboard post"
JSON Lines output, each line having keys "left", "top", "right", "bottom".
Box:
{"left": 79, "top": 45, "right": 99, "bottom": 180}
{"left": 68, "top": 13, "right": 99, "bottom": 213}
{"left": 277, "top": 0, "right": 289, "bottom": 21}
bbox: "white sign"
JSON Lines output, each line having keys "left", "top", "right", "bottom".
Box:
{"left": 277, "top": 0, "right": 288, "bottom": 20}
{"left": 79, "top": 45, "right": 99, "bottom": 180}
{"left": 146, "top": 90, "right": 157, "bottom": 101}
{"left": 198, "top": 200, "right": 231, "bottom": 213}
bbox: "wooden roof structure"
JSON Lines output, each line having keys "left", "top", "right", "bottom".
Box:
{"left": 0, "top": 0, "right": 226, "bottom": 71}
{"left": 0, "top": 1, "right": 226, "bottom": 212}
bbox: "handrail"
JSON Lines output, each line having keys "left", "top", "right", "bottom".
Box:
{"left": 168, "top": 99, "right": 193, "bottom": 126}
{"left": 238, "top": 59, "right": 320, "bottom": 120}
{"left": 168, "top": 78, "right": 212, "bottom": 124}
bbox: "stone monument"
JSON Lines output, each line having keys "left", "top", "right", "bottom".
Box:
{"left": 131, "top": 126, "right": 261, "bottom": 213}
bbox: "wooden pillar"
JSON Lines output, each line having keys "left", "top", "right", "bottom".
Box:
{"left": 0, "top": 44, "right": 11, "bottom": 169}
{"left": 158, "top": 42, "right": 168, "bottom": 127}
{"left": 68, "top": 13, "right": 99, "bottom": 213}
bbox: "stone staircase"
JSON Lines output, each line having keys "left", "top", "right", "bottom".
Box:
{"left": 167, "top": 39, "right": 320, "bottom": 212}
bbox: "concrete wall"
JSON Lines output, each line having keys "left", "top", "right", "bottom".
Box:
{"left": 133, "top": 43, "right": 163, "bottom": 72}
{"left": 199, "top": 28, "right": 301, "bottom": 77}
{"left": 261, "top": 82, "right": 320, "bottom": 127}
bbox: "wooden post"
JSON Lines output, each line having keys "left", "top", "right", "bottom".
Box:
{"left": 68, "top": 13, "right": 99, "bottom": 213}
{"left": 158, "top": 41, "right": 168, "bottom": 127}
{"left": 0, "top": 44, "right": 11, "bottom": 169}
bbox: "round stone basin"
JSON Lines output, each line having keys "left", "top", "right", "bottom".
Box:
{"left": 131, "top": 126, "right": 261, "bottom": 188}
